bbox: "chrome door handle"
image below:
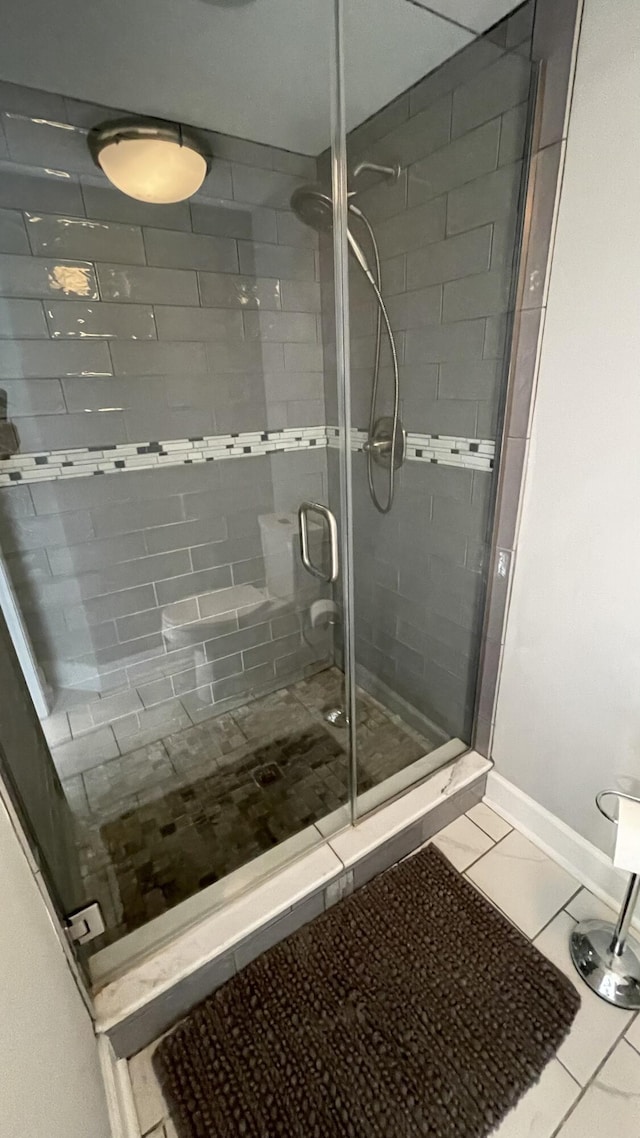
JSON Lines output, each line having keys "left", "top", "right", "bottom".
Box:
{"left": 298, "top": 501, "right": 339, "bottom": 583}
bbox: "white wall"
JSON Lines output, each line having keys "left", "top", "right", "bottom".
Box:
{"left": 492, "top": 0, "right": 640, "bottom": 853}
{"left": 0, "top": 799, "right": 111, "bottom": 1138}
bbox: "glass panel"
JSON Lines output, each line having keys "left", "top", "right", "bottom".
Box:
{"left": 320, "top": 0, "right": 358, "bottom": 833}
{"left": 0, "top": 605, "right": 86, "bottom": 915}
{"left": 341, "top": 0, "right": 535, "bottom": 813}
{"left": 0, "top": 0, "right": 351, "bottom": 969}
{"left": 0, "top": 0, "right": 538, "bottom": 974}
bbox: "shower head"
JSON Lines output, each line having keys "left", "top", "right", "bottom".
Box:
{"left": 290, "top": 183, "right": 374, "bottom": 282}
{"left": 290, "top": 185, "right": 334, "bottom": 234}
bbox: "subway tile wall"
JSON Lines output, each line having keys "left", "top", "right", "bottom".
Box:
{"left": 323, "top": 4, "right": 534, "bottom": 740}
{"left": 1, "top": 447, "right": 333, "bottom": 734}
{"left": 0, "top": 81, "right": 330, "bottom": 717}
{"left": 1, "top": 451, "right": 332, "bottom": 710}
{"left": 0, "top": 3, "right": 533, "bottom": 751}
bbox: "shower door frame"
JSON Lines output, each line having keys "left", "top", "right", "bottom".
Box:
{"left": 470, "top": 0, "right": 584, "bottom": 757}
{"left": 330, "top": 0, "right": 358, "bottom": 825}
{"left": 329, "top": 0, "right": 477, "bottom": 828}
{"left": 332, "top": 0, "right": 583, "bottom": 815}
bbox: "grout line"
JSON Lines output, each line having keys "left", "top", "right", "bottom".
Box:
{"left": 460, "top": 826, "right": 579, "bottom": 942}
{"left": 432, "top": 818, "right": 497, "bottom": 869}
{"left": 464, "top": 825, "right": 512, "bottom": 865}
{"left": 554, "top": 1054, "right": 580, "bottom": 1083}
{"left": 626, "top": 1011, "right": 640, "bottom": 1055}
{"left": 464, "top": 803, "right": 513, "bottom": 841}
{"left": 458, "top": 837, "right": 638, "bottom": 1135}
{"left": 560, "top": 883, "right": 585, "bottom": 914}
{"left": 532, "top": 889, "right": 579, "bottom": 943}
{"left": 461, "top": 872, "right": 519, "bottom": 931}
{"left": 549, "top": 1029, "right": 636, "bottom": 1137}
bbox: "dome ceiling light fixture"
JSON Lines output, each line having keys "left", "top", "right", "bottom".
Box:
{"left": 88, "top": 118, "right": 212, "bottom": 204}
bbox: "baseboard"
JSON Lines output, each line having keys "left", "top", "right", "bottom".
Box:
{"left": 485, "top": 771, "right": 640, "bottom": 933}
{"left": 97, "top": 1034, "right": 141, "bottom": 1138}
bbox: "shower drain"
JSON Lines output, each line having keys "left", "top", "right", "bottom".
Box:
{"left": 252, "top": 762, "right": 282, "bottom": 788}
{"left": 324, "top": 707, "right": 349, "bottom": 729}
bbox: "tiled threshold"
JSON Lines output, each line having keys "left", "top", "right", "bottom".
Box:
{"left": 94, "top": 747, "right": 489, "bottom": 1058}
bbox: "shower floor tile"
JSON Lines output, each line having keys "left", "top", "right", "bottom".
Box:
{"left": 83, "top": 742, "right": 175, "bottom": 816}
{"left": 63, "top": 667, "right": 439, "bottom": 948}
{"left": 163, "top": 713, "right": 247, "bottom": 770}
{"left": 100, "top": 725, "right": 346, "bottom": 935}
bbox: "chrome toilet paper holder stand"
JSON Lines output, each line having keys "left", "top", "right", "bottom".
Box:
{"left": 569, "top": 789, "right": 640, "bottom": 1009}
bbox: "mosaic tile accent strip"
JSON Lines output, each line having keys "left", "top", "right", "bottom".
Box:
{"left": 332, "top": 427, "right": 495, "bottom": 471}
{"left": 405, "top": 432, "right": 494, "bottom": 471}
{"left": 0, "top": 426, "right": 494, "bottom": 486}
{"left": 0, "top": 426, "right": 329, "bottom": 486}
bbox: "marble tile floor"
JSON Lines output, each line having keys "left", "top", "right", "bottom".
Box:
{"left": 129, "top": 803, "right": 640, "bottom": 1138}
{"left": 63, "top": 667, "right": 437, "bottom": 947}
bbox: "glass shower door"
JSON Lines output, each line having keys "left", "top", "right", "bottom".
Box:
{"left": 337, "top": 0, "right": 536, "bottom": 813}
{"left": 0, "top": 0, "right": 536, "bottom": 976}
{"left": 0, "top": 604, "right": 94, "bottom": 961}
{"left": 0, "top": 0, "right": 356, "bottom": 972}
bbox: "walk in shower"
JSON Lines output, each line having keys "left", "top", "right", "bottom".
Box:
{"left": 0, "top": 0, "right": 535, "bottom": 976}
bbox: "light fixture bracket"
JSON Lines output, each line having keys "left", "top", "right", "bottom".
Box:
{"left": 88, "top": 117, "right": 212, "bottom": 173}
{"left": 87, "top": 117, "right": 212, "bottom": 203}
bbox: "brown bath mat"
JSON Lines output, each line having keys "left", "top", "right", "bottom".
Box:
{"left": 155, "top": 845, "right": 579, "bottom": 1138}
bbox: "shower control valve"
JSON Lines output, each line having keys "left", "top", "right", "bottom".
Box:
{"left": 363, "top": 437, "right": 391, "bottom": 455}
{"left": 363, "top": 416, "right": 405, "bottom": 471}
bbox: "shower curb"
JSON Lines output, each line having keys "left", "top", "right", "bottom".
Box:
{"left": 96, "top": 750, "right": 489, "bottom": 1058}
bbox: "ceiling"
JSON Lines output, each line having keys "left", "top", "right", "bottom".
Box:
{"left": 0, "top": 0, "right": 523, "bottom": 155}
{"left": 409, "top": 0, "right": 525, "bottom": 32}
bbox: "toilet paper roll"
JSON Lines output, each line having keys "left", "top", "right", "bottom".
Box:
{"left": 309, "top": 598, "right": 338, "bottom": 628}
{"left": 613, "top": 797, "right": 640, "bottom": 874}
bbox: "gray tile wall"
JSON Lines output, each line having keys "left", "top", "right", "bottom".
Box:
{"left": 0, "top": 81, "right": 329, "bottom": 710}
{"left": 473, "top": 0, "right": 583, "bottom": 757}
{"left": 324, "top": 4, "right": 534, "bottom": 740}
{"left": 0, "top": 450, "right": 332, "bottom": 709}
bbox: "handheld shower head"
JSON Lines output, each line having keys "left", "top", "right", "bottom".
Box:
{"left": 346, "top": 201, "right": 376, "bottom": 283}
{"left": 289, "top": 182, "right": 403, "bottom": 513}
{"left": 289, "top": 183, "right": 375, "bottom": 282}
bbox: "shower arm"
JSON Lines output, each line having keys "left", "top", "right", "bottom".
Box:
{"left": 352, "top": 160, "right": 401, "bottom": 182}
